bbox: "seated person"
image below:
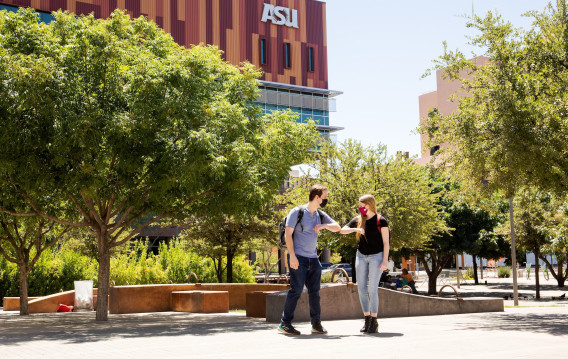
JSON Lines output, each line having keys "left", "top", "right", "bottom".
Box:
{"left": 379, "top": 271, "right": 397, "bottom": 290}
{"left": 398, "top": 269, "right": 419, "bottom": 294}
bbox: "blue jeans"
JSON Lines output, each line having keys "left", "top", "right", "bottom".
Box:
{"left": 281, "top": 254, "right": 322, "bottom": 325}
{"left": 356, "top": 250, "right": 383, "bottom": 315}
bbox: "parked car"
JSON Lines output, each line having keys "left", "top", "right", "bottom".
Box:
{"left": 320, "top": 262, "right": 333, "bottom": 270}
{"left": 325, "top": 263, "right": 352, "bottom": 277}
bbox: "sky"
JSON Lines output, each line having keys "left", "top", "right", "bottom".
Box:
{"left": 325, "top": 0, "right": 552, "bottom": 159}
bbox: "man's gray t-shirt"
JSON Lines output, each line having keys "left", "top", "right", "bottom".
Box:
{"left": 285, "top": 205, "right": 334, "bottom": 258}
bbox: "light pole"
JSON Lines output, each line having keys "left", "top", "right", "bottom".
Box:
{"left": 509, "top": 197, "right": 519, "bottom": 306}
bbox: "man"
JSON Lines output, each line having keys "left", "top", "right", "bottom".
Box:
{"left": 278, "top": 184, "right": 341, "bottom": 335}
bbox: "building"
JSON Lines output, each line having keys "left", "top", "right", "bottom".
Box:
{"left": 0, "top": 0, "right": 342, "bottom": 139}
{"left": 415, "top": 56, "right": 489, "bottom": 165}
{"left": 0, "top": 1, "right": 342, "bottom": 249}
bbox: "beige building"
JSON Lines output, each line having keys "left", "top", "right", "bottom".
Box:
{"left": 416, "top": 56, "right": 489, "bottom": 165}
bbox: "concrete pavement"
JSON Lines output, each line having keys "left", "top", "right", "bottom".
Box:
{"left": 1, "top": 276, "right": 567, "bottom": 358}
{"left": 1, "top": 304, "right": 567, "bottom": 358}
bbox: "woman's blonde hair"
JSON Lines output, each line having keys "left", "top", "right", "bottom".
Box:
{"left": 357, "top": 194, "right": 377, "bottom": 241}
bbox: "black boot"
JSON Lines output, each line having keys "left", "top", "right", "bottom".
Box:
{"left": 360, "top": 316, "right": 371, "bottom": 332}
{"left": 367, "top": 316, "right": 378, "bottom": 333}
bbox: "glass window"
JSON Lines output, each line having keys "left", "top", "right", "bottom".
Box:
{"left": 284, "top": 43, "right": 291, "bottom": 68}
{"left": 260, "top": 39, "right": 267, "bottom": 65}
{"left": 308, "top": 47, "right": 314, "bottom": 72}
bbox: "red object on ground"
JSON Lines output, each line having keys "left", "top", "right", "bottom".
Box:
{"left": 56, "top": 304, "right": 74, "bottom": 312}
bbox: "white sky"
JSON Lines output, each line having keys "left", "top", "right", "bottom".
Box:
{"left": 325, "top": 0, "right": 552, "bottom": 158}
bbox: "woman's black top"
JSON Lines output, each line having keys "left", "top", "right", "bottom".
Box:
{"left": 347, "top": 214, "right": 388, "bottom": 255}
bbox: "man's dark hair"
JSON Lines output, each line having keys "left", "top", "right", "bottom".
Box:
{"left": 309, "top": 184, "right": 328, "bottom": 201}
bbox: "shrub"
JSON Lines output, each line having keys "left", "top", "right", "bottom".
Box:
{"left": 498, "top": 266, "right": 511, "bottom": 278}
{"left": 0, "top": 246, "right": 98, "bottom": 302}
{"left": 464, "top": 267, "right": 474, "bottom": 280}
{"left": 227, "top": 256, "right": 255, "bottom": 283}
{"left": 320, "top": 271, "right": 332, "bottom": 283}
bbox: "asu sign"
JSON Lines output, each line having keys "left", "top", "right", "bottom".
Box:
{"left": 261, "top": 3, "right": 299, "bottom": 28}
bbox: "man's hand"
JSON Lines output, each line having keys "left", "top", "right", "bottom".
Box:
{"left": 314, "top": 223, "right": 327, "bottom": 234}
{"left": 289, "top": 254, "right": 299, "bottom": 270}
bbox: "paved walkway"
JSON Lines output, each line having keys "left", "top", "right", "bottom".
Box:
{"left": 1, "top": 305, "right": 567, "bottom": 358}
{"left": 1, "top": 276, "right": 567, "bottom": 358}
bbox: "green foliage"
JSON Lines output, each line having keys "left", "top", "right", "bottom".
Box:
{"left": 498, "top": 266, "right": 511, "bottom": 278}
{"left": 180, "top": 216, "right": 274, "bottom": 282}
{"left": 0, "top": 240, "right": 256, "bottom": 302}
{"left": 279, "top": 139, "right": 447, "bottom": 261}
{"left": 0, "top": 8, "right": 317, "bottom": 319}
{"left": 320, "top": 271, "right": 332, "bottom": 283}
{"left": 225, "top": 256, "right": 255, "bottom": 283}
{"left": 0, "top": 247, "right": 97, "bottom": 301}
{"left": 465, "top": 267, "right": 474, "bottom": 280}
{"left": 422, "top": 1, "right": 568, "bottom": 196}
{"left": 0, "top": 255, "right": 10, "bottom": 301}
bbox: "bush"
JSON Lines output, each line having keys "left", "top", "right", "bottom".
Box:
{"left": 0, "top": 247, "right": 98, "bottom": 302}
{"left": 1, "top": 239, "right": 258, "bottom": 303}
{"left": 320, "top": 271, "right": 332, "bottom": 283}
{"left": 227, "top": 256, "right": 255, "bottom": 283}
{"left": 464, "top": 267, "right": 474, "bottom": 280}
{"left": 498, "top": 266, "right": 511, "bottom": 278}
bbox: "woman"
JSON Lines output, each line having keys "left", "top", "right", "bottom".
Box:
{"left": 340, "top": 194, "right": 389, "bottom": 333}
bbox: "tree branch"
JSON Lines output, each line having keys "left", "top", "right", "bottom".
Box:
{"left": 0, "top": 206, "right": 37, "bottom": 217}
{"left": 110, "top": 189, "right": 216, "bottom": 248}
{"left": 80, "top": 191, "right": 105, "bottom": 228}
{"left": 7, "top": 180, "right": 87, "bottom": 227}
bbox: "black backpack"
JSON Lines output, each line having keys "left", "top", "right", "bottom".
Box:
{"left": 278, "top": 206, "right": 324, "bottom": 249}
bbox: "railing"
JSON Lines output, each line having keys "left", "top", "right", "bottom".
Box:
{"left": 331, "top": 268, "right": 350, "bottom": 284}
{"left": 186, "top": 272, "right": 199, "bottom": 284}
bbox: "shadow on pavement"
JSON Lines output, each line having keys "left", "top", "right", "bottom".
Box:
{"left": 457, "top": 312, "right": 568, "bottom": 336}
{"left": 0, "top": 312, "right": 276, "bottom": 345}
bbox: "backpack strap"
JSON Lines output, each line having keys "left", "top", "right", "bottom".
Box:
{"left": 317, "top": 209, "right": 325, "bottom": 225}
{"left": 296, "top": 206, "right": 305, "bottom": 232}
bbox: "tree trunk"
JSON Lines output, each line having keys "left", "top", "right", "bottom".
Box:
{"left": 226, "top": 247, "right": 234, "bottom": 283}
{"left": 557, "top": 260, "right": 566, "bottom": 288}
{"left": 96, "top": 238, "right": 111, "bottom": 321}
{"left": 472, "top": 256, "right": 479, "bottom": 285}
{"left": 215, "top": 256, "right": 223, "bottom": 283}
{"left": 534, "top": 249, "right": 540, "bottom": 299}
{"left": 428, "top": 274, "right": 438, "bottom": 295}
{"left": 18, "top": 266, "right": 29, "bottom": 316}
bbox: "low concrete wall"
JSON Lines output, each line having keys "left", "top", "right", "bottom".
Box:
{"left": 4, "top": 289, "right": 100, "bottom": 313}
{"left": 3, "top": 297, "right": 40, "bottom": 311}
{"left": 109, "top": 283, "right": 290, "bottom": 314}
{"left": 265, "top": 284, "right": 504, "bottom": 323}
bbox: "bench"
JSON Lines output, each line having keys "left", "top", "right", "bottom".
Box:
{"left": 246, "top": 291, "right": 277, "bottom": 318}
{"left": 171, "top": 291, "right": 229, "bottom": 313}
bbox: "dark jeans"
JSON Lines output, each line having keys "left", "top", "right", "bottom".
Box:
{"left": 280, "top": 254, "right": 322, "bottom": 325}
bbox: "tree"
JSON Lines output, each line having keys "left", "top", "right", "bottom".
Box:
{"left": 0, "top": 216, "right": 69, "bottom": 315}
{"left": 422, "top": 0, "right": 568, "bottom": 302}
{"left": 280, "top": 139, "right": 447, "bottom": 283}
{"left": 423, "top": 1, "right": 568, "bottom": 195}
{"left": 0, "top": 9, "right": 317, "bottom": 320}
{"left": 180, "top": 216, "right": 273, "bottom": 283}
{"left": 510, "top": 189, "right": 568, "bottom": 288}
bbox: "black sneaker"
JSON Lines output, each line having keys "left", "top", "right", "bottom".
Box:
{"left": 278, "top": 323, "right": 300, "bottom": 335}
{"left": 311, "top": 322, "right": 328, "bottom": 334}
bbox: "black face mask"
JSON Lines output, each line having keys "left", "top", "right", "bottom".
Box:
{"left": 320, "top": 198, "right": 328, "bottom": 208}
